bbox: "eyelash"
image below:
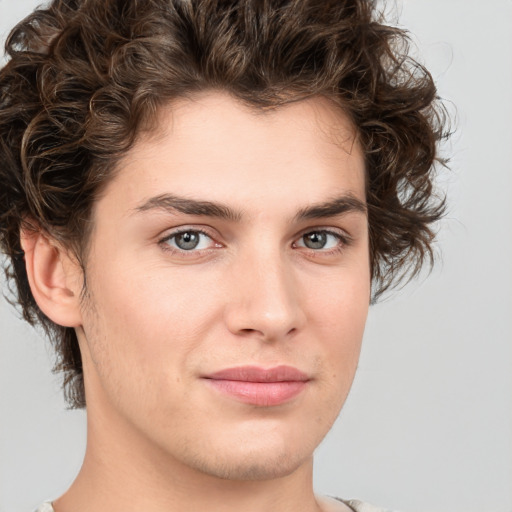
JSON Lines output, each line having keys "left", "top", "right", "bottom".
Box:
{"left": 292, "top": 229, "right": 352, "bottom": 256}
{"left": 158, "top": 227, "right": 352, "bottom": 258}
{"left": 159, "top": 228, "right": 220, "bottom": 256}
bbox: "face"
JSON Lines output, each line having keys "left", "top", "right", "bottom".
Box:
{"left": 75, "top": 92, "right": 370, "bottom": 481}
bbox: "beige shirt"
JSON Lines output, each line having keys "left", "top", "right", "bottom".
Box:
{"left": 35, "top": 497, "right": 396, "bottom": 512}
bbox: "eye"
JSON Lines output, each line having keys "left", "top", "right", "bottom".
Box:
{"left": 294, "top": 230, "right": 346, "bottom": 251}
{"left": 161, "top": 229, "right": 217, "bottom": 252}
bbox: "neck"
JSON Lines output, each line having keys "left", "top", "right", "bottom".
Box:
{"left": 53, "top": 410, "right": 324, "bottom": 512}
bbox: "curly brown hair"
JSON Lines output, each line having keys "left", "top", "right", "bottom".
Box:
{"left": 0, "top": 0, "right": 448, "bottom": 408}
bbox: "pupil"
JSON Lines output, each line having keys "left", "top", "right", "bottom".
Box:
{"left": 304, "top": 232, "right": 326, "bottom": 249}
{"left": 176, "top": 232, "right": 200, "bottom": 250}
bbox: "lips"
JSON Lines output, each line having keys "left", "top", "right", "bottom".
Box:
{"left": 202, "top": 365, "right": 310, "bottom": 406}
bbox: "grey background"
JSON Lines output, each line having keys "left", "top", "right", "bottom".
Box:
{"left": 1, "top": 1, "right": 511, "bottom": 511}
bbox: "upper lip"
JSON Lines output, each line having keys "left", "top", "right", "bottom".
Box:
{"left": 204, "top": 365, "right": 310, "bottom": 382}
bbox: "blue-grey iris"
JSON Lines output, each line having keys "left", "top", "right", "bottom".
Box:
{"left": 303, "top": 232, "right": 327, "bottom": 249}
{"left": 175, "top": 232, "right": 200, "bottom": 250}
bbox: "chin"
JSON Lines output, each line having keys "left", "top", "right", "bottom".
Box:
{"left": 197, "top": 451, "right": 309, "bottom": 481}
{"left": 177, "top": 436, "right": 313, "bottom": 482}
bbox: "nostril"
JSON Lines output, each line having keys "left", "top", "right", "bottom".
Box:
{"left": 236, "top": 325, "right": 298, "bottom": 341}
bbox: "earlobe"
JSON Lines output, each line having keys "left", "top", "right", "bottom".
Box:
{"left": 20, "top": 229, "right": 83, "bottom": 328}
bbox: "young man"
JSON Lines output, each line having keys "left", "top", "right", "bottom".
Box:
{"left": 0, "top": 1, "right": 447, "bottom": 511}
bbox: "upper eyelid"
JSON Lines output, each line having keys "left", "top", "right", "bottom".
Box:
{"left": 157, "top": 225, "right": 352, "bottom": 247}
{"left": 295, "top": 226, "right": 352, "bottom": 240}
{"left": 158, "top": 227, "right": 219, "bottom": 249}
{"left": 159, "top": 225, "right": 217, "bottom": 240}
{"left": 293, "top": 229, "right": 350, "bottom": 246}
{"left": 158, "top": 229, "right": 220, "bottom": 255}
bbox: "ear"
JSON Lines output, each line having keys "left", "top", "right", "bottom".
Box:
{"left": 20, "top": 228, "right": 83, "bottom": 328}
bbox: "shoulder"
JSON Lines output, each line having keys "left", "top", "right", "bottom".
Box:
{"left": 342, "top": 498, "right": 401, "bottom": 512}
{"left": 34, "top": 503, "right": 54, "bottom": 512}
{"left": 319, "top": 495, "right": 400, "bottom": 512}
{"left": 34, "top": 498, "right": 398, "bottom": 512}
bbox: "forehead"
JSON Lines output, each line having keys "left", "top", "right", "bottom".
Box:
{"left": 99, "top": 91, "right": 366, "bottom": 217}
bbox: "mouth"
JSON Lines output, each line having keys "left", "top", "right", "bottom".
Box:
{"left": 202, "top": 365, "right": 310, "bottom": 407}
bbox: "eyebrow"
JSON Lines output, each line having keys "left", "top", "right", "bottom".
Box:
{"left": 293, "top": 195, "right": 367, "bottom": 221}
{"left": 133, "top": 193, "right": 367, "bottom": 222}
{"left": 134, "top": 194, "right": 243, "bottom": 221}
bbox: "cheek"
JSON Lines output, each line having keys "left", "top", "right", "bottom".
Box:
{"left": 311, "top": 264, "right": 370, "bottom": 334}
{"left": 88, "top": 259, "right": 231, "bottom": 376}
{"left": 80, "top": 267, "right": 222, "bottom": 422}
{"left": 309, "top": 267, "right": 369, "bottom": 385}
{"left": 82, "top": 262, "right": 208, "bottom": 373}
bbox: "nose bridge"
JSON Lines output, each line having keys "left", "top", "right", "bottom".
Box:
{"left": 224, "top": 241, "right": 305, "bottom": 340}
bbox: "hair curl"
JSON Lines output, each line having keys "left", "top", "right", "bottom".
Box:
{"left": 0, "top": 0, "right": 449, "bottom": 408}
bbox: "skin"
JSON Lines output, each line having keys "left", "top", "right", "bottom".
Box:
{"left": 24, "top": 92, "right": 370, "bottom": 512}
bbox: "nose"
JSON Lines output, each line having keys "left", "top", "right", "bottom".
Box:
{"left": 223, "top": 248, "right": 306, "bottom": 342}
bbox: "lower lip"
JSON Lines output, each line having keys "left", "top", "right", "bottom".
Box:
{"left": 204, "top": 379, "right": 307, "bottom": 406}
